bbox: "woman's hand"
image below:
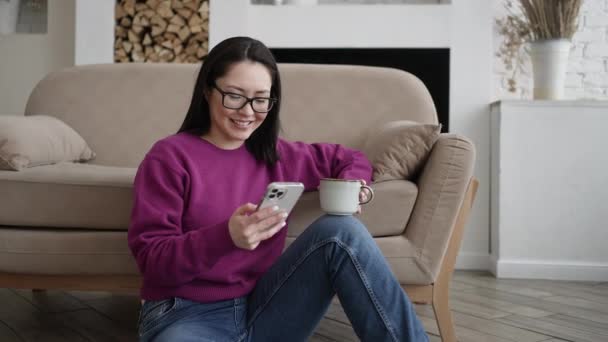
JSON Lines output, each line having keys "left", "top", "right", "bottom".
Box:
{"left": 228, "top": 203, "right": 288, "bottom": 250}
{"left": 356, "top": 179, "right": 370, "bottom": 214}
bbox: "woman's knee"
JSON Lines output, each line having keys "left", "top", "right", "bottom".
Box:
{"left": 307, "top": 215, "right": 372, "bottom": 242}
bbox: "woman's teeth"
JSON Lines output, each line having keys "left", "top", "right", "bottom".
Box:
{"left": 231, "top": 119, "right": 253, "bottom": 128}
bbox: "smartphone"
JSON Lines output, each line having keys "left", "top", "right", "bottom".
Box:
{"left": 256, "top": 182, "right": 305, "bottom": 215}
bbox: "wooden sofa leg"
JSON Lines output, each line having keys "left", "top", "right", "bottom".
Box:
{"left": 430, "top": 178, "right": 477, "bottom": 342}
{"left": 432, "top": 278, "right": 457, "bottom": 342}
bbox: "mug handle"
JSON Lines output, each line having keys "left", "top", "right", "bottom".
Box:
{"left": 359, "top": 184, "right": 374, "bottom": 205}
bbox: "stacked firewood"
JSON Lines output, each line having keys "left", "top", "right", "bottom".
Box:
{"left": 114, "top": 0, "right": 209, "bottom": 63}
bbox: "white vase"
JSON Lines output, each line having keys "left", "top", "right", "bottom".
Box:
{"left": 0, "top": 0, "right": 21, "bottom": 34}
{"left": 529, "top": 39, "right": 571, "bottom": 100}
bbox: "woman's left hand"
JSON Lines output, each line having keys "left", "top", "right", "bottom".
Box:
{"left": 356, "top": 179, "right": 370, "bottom": 215}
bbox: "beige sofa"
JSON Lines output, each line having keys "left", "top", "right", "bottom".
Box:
{"left": 0, "top": 63, "right": 476, "bottom": 341}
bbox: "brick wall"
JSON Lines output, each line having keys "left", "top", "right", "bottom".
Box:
{"left": 494, "top": 0, "right": 608, "bottom": 100}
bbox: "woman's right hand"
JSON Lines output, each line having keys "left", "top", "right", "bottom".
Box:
{"left": 228, "top": 203, "right": 288, "bottom": 250}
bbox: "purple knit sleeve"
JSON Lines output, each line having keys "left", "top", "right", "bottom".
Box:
{"left": 279, "top": 140, "right": 373, "bottom": 191}
{"left": 127, "top": 156, "right": 235, "bottom": 287}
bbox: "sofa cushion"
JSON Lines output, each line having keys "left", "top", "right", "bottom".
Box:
{"left": 287, "top": 180, "right": 418, "bottom": 238}
{"left": 0, "top": 162, "right": 135, "bottom": 230}
{"left": 0, "top": 161, "right": 417, "bottom": 237}
{"left": 0, "top": 115, "right": 95, "bottom": 171}
{"left": 0, "top": 227, "right": 138, "bottom": 275}
{"left": 363, "top": 120, "right": 441, "bottom": 182}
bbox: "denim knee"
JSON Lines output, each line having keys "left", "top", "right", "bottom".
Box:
{"left": 308, "top": 214, "right": 373, "bottom": 244}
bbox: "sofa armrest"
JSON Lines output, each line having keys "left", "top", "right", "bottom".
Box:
{"left": 404, "top": 133, "right": 476, "bottom": 281}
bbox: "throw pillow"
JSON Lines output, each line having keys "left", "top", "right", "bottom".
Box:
{"left": 363, "top": 120, "right": 442, "bottom": 182}
{"left": 0, "top": 115, "right": 95, "bottom": 171}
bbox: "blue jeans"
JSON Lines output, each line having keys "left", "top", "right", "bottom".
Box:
{"left": 137, "top": 215, "right": 429, "bottom": 342}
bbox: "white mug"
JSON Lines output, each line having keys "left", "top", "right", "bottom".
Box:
{"left": 319, "top": 178, "right": 374, "bottom": 215}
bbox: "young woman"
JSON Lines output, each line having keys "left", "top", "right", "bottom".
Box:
{"left": 128, "top": 36, "right": 428, "bottom": 342}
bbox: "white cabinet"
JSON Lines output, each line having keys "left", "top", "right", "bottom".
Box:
{"left": 490, "top": 100, "right": 608, "bottom": 281}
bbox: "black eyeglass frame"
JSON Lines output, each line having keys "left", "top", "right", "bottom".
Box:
{"left": 213, "top": 85, "right": 277, "bottom": 113}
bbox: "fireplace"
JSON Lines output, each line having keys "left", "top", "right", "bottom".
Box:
{"left": 270, "top": 48, "right": 450, "bottom": 132}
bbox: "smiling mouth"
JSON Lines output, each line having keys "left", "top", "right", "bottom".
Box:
{"left": 230, "top": 119, "right": 254, "bottom": 128}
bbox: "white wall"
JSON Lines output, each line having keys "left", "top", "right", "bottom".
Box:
{"left": 450, "top": 1, "right": 492, "bottom": 270}
{"left": 74, "top": 0, "right": 114, "bottom": 65}
{"left": 494, "top": 0, "right": 608, "bottom": 100}
{"left": 0, "top": 0, "right": 75, "bottom": 115}
{"left": 211, "top": 0, "right": 493, "bottom": 270}
{"left": 210, "top": 4, "right": 451, "bottom": 48}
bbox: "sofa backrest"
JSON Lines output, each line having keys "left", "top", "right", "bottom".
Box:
{"left": 25, "top": 63, "right": 438, "bottom": 167}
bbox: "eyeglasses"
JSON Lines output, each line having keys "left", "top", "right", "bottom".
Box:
{"left": 213, "top": 85, "right": 276, "bottom": 113}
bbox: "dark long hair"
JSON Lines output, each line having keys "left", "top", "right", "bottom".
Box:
{"left": 178, "top": 36, "right": 282, "bottom": 165}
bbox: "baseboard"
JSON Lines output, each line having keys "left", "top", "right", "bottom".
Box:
{"left": 494, "top": 258, "right": 608, "bottom": 281}
{"left": 455, "top": 252, "right": 491, "bottom": 270}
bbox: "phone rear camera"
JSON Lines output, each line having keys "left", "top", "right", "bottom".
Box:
{"left": 271, "top": 188, "right": 279, "bottom": 193}
{"left": 269, "top": 194, "right": 276, "bottom": 198}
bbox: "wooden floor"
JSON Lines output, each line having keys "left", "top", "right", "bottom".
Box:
{"left": 1, "top": 271, "right": 608, "bottom": 341}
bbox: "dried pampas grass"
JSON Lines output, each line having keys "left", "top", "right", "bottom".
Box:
{"left": 519, "top": 0, "right": 582, "bottom": 40}
{"left": 496, "top": 0, "right": 582, "bottom": 93}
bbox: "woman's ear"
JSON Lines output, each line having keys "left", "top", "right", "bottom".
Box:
{"left": 203, "top": 87, "right": 211, "bottom": 101}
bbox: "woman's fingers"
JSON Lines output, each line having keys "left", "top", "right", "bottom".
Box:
{"left": 240, "top": 205, "right": 287, "bottom": 243}
{"left": 252, "top": 210, "right": 287, "bottom": 232}
{"left": 245, "top": 205, "right": 280, "bottom": 225}
{"left": 247, "top": 214, "right": 287, "bottom": 246}
{"left": 255, "top": 220, "right": 287, "bottom": 242}
{"left": 357, "top": 179, "right": 368, "bottom": 215}
{"left": 236, "top": 203, "right": 258, "bottom": 216}
{"left": 359, "top": 191, "right": 368, "bottom": 202}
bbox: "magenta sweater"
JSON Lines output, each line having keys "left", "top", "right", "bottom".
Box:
{"left": 128, "top": 132, "right": 372, "bottom": 302}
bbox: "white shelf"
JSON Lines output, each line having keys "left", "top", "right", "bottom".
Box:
{"left": 490, "top": 100, "right": 608, "bottom": 281}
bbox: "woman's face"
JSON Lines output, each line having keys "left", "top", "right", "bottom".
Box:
{"left": 205, "top": 61, "right": 273, "bottom": 149}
